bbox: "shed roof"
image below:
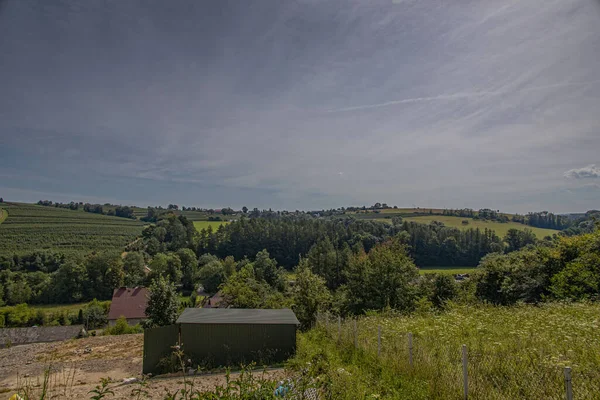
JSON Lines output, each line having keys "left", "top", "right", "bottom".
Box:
{"left": 0, "top": 325, "right": 84, "bottom": 348}
{"left": 177, "top": 308, "right": 300, "bottom": 325}
{"left": 108, "top": 287, "right": 149, "bottom": 320}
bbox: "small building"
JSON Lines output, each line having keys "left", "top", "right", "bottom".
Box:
{"left": 108, "top": 287, "right": 149, "bottom": 326}
{"left": 0, "top": 325, "right": 85, "bottom": 348}
{"left": 175, "top": 308, "right": 299, "bottom": 367}
{"left": 203, "top": 291, "right": 224, "bottom": 308}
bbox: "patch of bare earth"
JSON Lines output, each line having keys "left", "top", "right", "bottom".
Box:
{"left": 0, "top": 334, "right": 286, "bottom": 399}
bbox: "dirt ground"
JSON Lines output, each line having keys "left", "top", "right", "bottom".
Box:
{"left": 0, "top": 334, "right": 286, "bottom": 399}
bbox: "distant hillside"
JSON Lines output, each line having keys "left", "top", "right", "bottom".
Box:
{"left": 398, "top": 215, "right": 559, "bottom": 238}
{"left": 0, "top": 202, "right": 145, "bottom": 257}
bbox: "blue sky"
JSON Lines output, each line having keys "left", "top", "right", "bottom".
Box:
{"left": 1, "top": 0, "right": 599, "bottom": 213}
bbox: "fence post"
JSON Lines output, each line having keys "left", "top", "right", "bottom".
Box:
{"left": 337, "top": 316, "right": 341, "bottom": 344}
{"left": 408, "top": 332, "right": 413, "bottom": 368}
{"left": 564, "top": 367, "right": 573, "bottom": 400}
{"left": 354, "top": 319, "right": 358, "bottom": 349}
{"left": 462, "top": 344, "right": 468, "bottom": 400}
{"left": 377, "top": 326, "right": 382, "bottom": 357}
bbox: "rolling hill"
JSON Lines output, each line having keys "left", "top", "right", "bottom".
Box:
{"left": 0, "top": 202, "right": 145, "bottom": 257}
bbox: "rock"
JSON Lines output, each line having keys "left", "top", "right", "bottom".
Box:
{"left": 123, "top": 377, "right": 138, "bottom": 384}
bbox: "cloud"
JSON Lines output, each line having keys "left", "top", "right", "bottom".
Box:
{"left": 564, "top": 165, "right": 600, "bottom": 179}
{"left": 1, "top": 0, "right": 600, "bottom": 213}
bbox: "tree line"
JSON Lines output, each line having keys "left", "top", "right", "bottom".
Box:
{"left": 37, "top": 200, "right": 136, "bottom": 219}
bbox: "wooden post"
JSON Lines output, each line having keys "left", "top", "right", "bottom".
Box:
{"left": 353, "top": 319, "right": 358, "bottom": 349}
{"left": 337, "top": 316, "right": 341, "bottom": 344}
{"left": 377, "top": 326, "right": 382, "bottom": 357}
{"left": 462, "top": 344, "right": 468, "bottom": 400}
{"left": 564, "top": 367, "right": 573, "bottom": 400}
{"left": 408, "top": 332, "right": 413, "bottom": 367}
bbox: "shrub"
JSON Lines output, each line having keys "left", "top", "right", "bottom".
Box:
{"left": 103, "top": 316, "right": 143, "bottom": 335}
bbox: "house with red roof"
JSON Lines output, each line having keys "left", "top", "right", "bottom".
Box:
{"left": 108, "top": 287, "right": 149, "bottom": 326}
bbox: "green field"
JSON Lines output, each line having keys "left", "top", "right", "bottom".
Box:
{"left": 0, "top": 203, "right": 145, "bottom": 257}
{"left": 193, "top": 220, "right": 230, "bottom": 231}
{"left": 392, "top": 215, "right": 558, "bottom": 238}
{"left": 418, "top": 265, "right": 475, "bottom": 275}
{"left": 314, "top": 302, "right": 600, "bottom": 399}
{"left": 0, "top": 207, "right": 6, "bottom": 224}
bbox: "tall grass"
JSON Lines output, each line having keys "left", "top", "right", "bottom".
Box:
{"left": 316, "top": 302, "right": 600, "bottom": 399}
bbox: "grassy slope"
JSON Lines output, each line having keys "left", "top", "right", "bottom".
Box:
{"left": 311, "top": 303, "right": 600, "bottom": 399}
{"left": 418, "top": 266, "right": 475, "bottom": 275}
{"left": 193, "top": 220, "right": 230, "bottom": 231}
{"left": 0, "top": 202, "right": 144, "bottom": 257}
{"left": 400, "top": 215, "right": 558, "bottom": 237}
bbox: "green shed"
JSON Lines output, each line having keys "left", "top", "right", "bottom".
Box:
{"left": 176, "top": 308, "right": 300, "bottom": 366}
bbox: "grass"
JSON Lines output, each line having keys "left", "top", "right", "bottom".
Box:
{"left": 193, "top": 220, "right": 230, "bottom": 231}
{"left": 397, "top": 215, "right": 558, "bottom": 238}
{"left": 0, "top": 207, "right": 6, "bottom": 224}
{"left": 418, "top": 266, "right": 475, "bottom": 275}
{"left": 0, "top": 202, "right": 144, "bottom": 257}
{"left": 318, "top": 302, "right": 600, "bottom": 399}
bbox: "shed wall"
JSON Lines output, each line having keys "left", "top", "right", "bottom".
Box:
{"left": 180, "top": 323, "right": 296, "bottom": 366}
{"left": 143, "top": 324, "right": 179, "bottom": 374}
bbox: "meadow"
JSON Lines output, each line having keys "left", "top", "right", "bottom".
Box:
{"left": 0, "top": 203, "right": 144, "bottom": 257}
{"left": 193, "top": 220, "right": 230, "bottom": 231}
{"left": 418, "top": 266, "right": 475, "bottom": 275}
{"left": 390, "top": 215, "right": 558, "bottom": 238}
{"left": 311, "top": 303, "right": 600, "bottom": 399}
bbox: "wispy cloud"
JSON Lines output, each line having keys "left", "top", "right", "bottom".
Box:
{"left": 0, "top": 0, "right": 599, "bottom": 212}
{"left": 327, "top": 81, "right": 600, "bottom": 113}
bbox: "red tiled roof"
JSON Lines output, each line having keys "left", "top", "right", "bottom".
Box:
{"left": 108, "top": 287, "right": 149, "bottom": 320}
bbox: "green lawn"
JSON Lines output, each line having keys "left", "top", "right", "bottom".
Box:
{"left": 396, "top": 215, "right": 558, "bottom": 238}
{"left": 193, "top": 220, "right": 230, "bottom": 231}
{"left": 419, "top": 266, "right": 476, "bottom": 275}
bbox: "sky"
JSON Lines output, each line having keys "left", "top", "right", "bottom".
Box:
{"left": 1, "top": 0, "right": 599, "bottom": 213}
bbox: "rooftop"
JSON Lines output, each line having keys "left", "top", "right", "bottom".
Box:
{"left": 176, "top": 308, "right": 300, "bottom": 325}
{"left": 108, "top": 287, "right": 149, "bottom": 320}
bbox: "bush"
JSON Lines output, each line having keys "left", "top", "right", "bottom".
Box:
{"left": 103, "top": 316, "right": 143, "bottom": 335}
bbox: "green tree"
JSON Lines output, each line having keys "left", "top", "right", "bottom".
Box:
{"left": 198, "top": 260, "right": 226, "bottom": 293}
{"left": 253, "top": 249, "right": 284, "bottom": 289}
{"left": 293, "top": 260, "right": 331, "bottom": 330}
{"left": 342, "top": 240, "right": 419, "bottom": 314}
{"left": 52, "top": 261, "right": 87, "bottom": 303}
{"left": 147, "top": 253, "right": 182, "bottom": 284}
{"left": 221, "top": 264, "right": 288, "bottom": 309}
{"left": 123, "top": 252, "right": 146, "bottom": 287}
{"left": 5, "top": 276, "right": 32, "bottom": 305}
{"left": 176, "top": 248, "right": 198, "bottom": 290}
{"left": 83, "top": 299, "right": 109, "bottom": 329}
{"left": 146, "top": 276, "right": 180, "bottom": 327}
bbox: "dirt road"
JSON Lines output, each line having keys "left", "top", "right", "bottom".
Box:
{"left": 0, "top": 334, "right": 286, "bottom": 399}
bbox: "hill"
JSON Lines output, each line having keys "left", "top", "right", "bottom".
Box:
{"left": 192, "top": 220, "right": 230, "bottom": 231}
{"left": 399, "top": 215, "right": 559, "bottom": 238}
{"left": 0, "top": 202, "right": 145, "bottom": 257}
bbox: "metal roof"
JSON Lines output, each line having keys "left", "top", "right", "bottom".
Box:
{"left": 176, "top": 308, "right": 300, "bottom": 325}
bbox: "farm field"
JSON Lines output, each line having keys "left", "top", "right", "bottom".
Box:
{"left": 193, "top": 220, "right": 230, "bottom": 231}
{"left": 317, "top": 302, "right": 600, "bottom": 399}
{"left": 418, "top": 266, "right": 475, "bottom": 275}
{"left": 0, "top": 203, "right": 145, "bottom": 257}
{"left": 387, "top": 215, "right": 558, "bottom": 238}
